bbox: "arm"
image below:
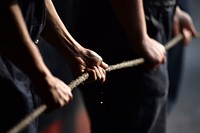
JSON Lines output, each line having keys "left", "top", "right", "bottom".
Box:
{"left": 41, "top": 0, "right": 108, "bottom": 82}
{"left": 172, "top": 6, "right": 198, "bottom": 45}
{"left": 0, "top": 1, "right": 72, "bottom": 112}
{"left": 111, "top": 0, "right": 166, "bottom": 69}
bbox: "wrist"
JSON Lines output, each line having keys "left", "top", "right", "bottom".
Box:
{"left": 131, "top": 33, "right": 149, "bottom": 47}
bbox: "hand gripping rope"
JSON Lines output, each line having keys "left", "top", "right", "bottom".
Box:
{"left": 6, "top": 34, "right": 200, "bottom": 133}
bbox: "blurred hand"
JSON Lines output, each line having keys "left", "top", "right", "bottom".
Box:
{"left": 67, "top": 47, "right": 108, "bottom": 83}
{"left": 33, "top": 74, "right": 73, "bottom": 112}
{"left": 173, "top": 7, "right": 198, "bottom": 45}
{"left": 133, "top": 35, "right": 166, "bottom": 70}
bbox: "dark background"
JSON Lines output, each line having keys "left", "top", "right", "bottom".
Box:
{"left": 37, "top": 0, "right": 200, "bottom": 133}
{"left": 167, "top": 0, "right": 200, "bottom": 133}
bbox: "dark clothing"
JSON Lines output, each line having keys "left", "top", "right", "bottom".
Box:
{"left": 0, "top": 0, "right": 46, "bottom": 41}
{"left": 0, "top": 58, "right": 39, "bottom": 133}
{"left": 167, "top": 0, "right": 190, "bottom": 112}
{"left": 67, "top": 0, "right": 176, "bottom": 133}
{"left": 0, "top": 0, "right": 46, "bottom": 133}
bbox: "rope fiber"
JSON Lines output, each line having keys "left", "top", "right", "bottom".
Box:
{"left": 6, "top": 34, "right": 199, "bottom": 133}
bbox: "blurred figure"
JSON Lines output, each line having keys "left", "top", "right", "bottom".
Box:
{"left": 0, "top": 0, "right": 107, "bottom": 133}
{"left": 38, "top": 1, "right": 92, "bottom": 132}
{"left": 65, "top": 0, "right": 197, "bottom": 133}
{"left": 167, "top": 0, "right": 194, "bottom": 112}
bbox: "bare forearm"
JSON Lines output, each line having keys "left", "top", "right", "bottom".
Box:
{"left": 111, "top": 0, "right": 167, "bottom": 68}
{"left": 0, "top": 3, "right": 51, "bottom": 82}
{"left": 42, "top": 0, "right": 83, "bottom": 59}
{"left": 111, "top": 0, "right": 148, "bottom": 44}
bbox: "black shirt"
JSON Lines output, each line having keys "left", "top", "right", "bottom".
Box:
{"left": 0, "top": 0, "right": 46, "bottom": 41}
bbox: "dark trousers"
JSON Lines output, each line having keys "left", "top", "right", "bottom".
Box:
{"left": 79, "top": 5, "right": 175, "bottom": 133}
{"left": 81, "top": 64, "right": 168, "bottom": 133}
{"left": 0, "top": 57, "right": 39, "bottom": 133}
{"left": 167, "top": 0, "right": 190, "bottom": 112}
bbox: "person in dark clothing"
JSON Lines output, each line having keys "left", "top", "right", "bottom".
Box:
{"left": 0, "top": 0, "right": 108, "bottom": 133}
{"left": 167, "top": 0, "right": 193, "bottom": 112}
{"left": 66, "top": 0, "right": 197, "bottom": 133}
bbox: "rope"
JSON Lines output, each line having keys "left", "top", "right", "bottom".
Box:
{"left": 6, "top": 34, "right": 199, "bottom": 133}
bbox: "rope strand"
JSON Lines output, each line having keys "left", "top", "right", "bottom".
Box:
{"left": 6, "top": 34, "right": 199, "bottom": 133}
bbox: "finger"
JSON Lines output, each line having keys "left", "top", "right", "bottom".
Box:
{"left": 151, "top": 51, "right": 165, "bottom": 67}
{"left": 98, "top": 66, "right": 106, "bottom": 83}
{"left": 58, "top": 87, "right": 72, "bottom": 106}
{"left": 57, "top": 98, "right": 66, "bottom": 107}
{"left": 188, "top": 21, "right": 198, "bottom": 37}
{"left": 182, "top": 29, "right": 193, "bottom": 45}
{"left": 60, "top": 83, "right": 73, "bottom": 99}
{"left": 93, "top": 66, "right": 102, "bottom": 80}
{"left": 159, "top": 44, "right": 166, "bottom": 63}
{"left": 86, "top": 68, "right": 97, "bottom": 81}
{"left": 100, "top": 61, "right": 109, "bottom": 69}
{"left": 154, "top": 46, "right": 165, "bottom": 64}
{"left": 79, "top": 65, "right": 86, "bottom": 73}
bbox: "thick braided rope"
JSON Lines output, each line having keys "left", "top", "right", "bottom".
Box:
{"left": 6, "top": 34, "right": 197, "bottom": 133}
